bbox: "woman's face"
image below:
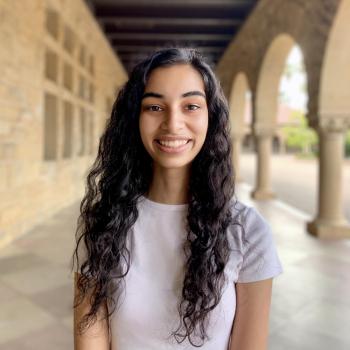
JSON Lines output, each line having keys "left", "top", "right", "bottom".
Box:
{"left": 139, "top": 64, "right": 209, "bottom": 170}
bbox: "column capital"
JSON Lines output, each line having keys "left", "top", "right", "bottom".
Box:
{"left": 314, "top": 113, "right": 350, "bottom": 133}
{"left": 253, "top": 123, "right": 275, "bottom": 138}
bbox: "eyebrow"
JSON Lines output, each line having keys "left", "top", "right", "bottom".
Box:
{"left": 141, "top": 90, "right": 206, "bottom": 100}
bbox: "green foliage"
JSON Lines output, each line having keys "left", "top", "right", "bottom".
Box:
{"left": 281, "top": 110, "right": 350, "bottom": 158}
{"left": 281, "top": 110, "right": 318, "bottom": 155}
{"left": 345, "top": 130, "right": 350, "bottom": 157}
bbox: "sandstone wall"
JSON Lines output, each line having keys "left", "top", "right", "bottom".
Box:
{"left": 0, "top": 0, "right": 128, "bottom": 247}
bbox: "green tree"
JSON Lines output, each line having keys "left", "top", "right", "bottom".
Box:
{"left": 345, "top": 130, "right": 350, "bottom": 157}
{"left": 282, "top": 111, "right": 318, "bottom": 156}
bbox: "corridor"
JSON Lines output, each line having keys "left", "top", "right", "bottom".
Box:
{"left": 1, "top": 0, "right": 350, "bottom": 349}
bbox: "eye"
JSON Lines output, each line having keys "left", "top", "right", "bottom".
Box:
{"left": 145, "top": 105, "right": 163, "bottom": 112}
{"left": 186, "top": 104, "right": 200, "bottom": 111}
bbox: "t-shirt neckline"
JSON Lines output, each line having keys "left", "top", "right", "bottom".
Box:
{"left": 140, "top": 195, "right": 188, "bottom": 211}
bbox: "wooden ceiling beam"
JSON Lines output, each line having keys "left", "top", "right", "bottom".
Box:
{"left": 114, "top": 45, "right": 225, "bottom": 52}
{"left": 107, "top": 33, "right": 232, "bottom": 41}
{"left": 93, "top": 0, "right": 255, "bottom": 7}
{"left": 99, "top": 17, "right": 242, "bottom": 27}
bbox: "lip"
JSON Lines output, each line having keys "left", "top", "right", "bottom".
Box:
{"left": 154, "top": 139, "right": 192, "bottom": 154}
{"left": 155, "top": 136, "right": 192, "bottom": 141}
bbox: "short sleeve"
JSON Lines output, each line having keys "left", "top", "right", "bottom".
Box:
{"left": 236, "top": 206, "right": 283, "bottom": 283}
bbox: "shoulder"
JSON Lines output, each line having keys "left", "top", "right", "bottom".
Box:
{"left": 227, "top": 196, "right": 275, "bottom": 256}
{"left": 229, "top": 195, "right": 268, "bottom": 223}
{"left": 227, "top": 197, "right": 263, "bottom": 242}
{"left": 227, "top": 197, "right": 283, "bottom": 283}
{"left": 228, "top": 197, "right": 272, "bottom": 243}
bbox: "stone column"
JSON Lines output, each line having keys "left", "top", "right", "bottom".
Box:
{"left": 232, "top": 133, "right": 244, "bottom": 182}
{"left": 307, "top": 116, "right": 350, "bottom": 239}
{"left": 251, "top": 128, "right": 276, "bottom": 200}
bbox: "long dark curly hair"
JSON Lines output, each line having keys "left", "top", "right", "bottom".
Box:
{"left": 72, "top": 47, "right": 243, "bottom": 347}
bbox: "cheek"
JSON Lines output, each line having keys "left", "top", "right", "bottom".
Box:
{"left": 192, "top": 115, "right": 209, "bottom": 140}
{"left": 139, "top": 116, "right": 150, "bottom": 149}
{"left": 139, "top": 115, "right": 154, "bottom": 138}
{"left": 139, "top": 114, "right": 146, "bottom": 131}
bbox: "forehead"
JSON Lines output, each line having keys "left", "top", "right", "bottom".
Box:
{"left": 144, "top": 64, "right": 205, "bottom": 94}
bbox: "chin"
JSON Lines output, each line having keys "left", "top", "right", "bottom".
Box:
{"left": 154, "top": 157, "right": 194, "bottom": 170}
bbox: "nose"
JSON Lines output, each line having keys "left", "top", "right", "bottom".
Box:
{"left": 161, "top": 107, "right": 185, "bottom": 132}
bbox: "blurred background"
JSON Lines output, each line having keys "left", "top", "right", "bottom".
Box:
{"left": 0, "top": 0, "right": 349, "bottom": 349}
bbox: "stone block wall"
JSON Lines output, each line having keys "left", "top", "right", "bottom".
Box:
{"left": 0, "top": 0, "right": 128, "bottom": 247}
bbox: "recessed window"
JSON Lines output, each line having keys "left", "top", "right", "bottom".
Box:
{"left": 78, "top": 107, "right": 86, "bottom": 156}
{"left": 88, "top": 83, "right": 94, "bottom": 103}
{"left": 63, "top": 62, "right": 73, "bottom": 91}
{"left": 88, "top": 111, "right": 94, "bottom": 155}
{"left": 63, "top": 101, "right": 73, "bottom": 158}
{"left": 88, "top": 54, "right": 94, "bottom": 75}
{"left": 63, "top": 25, "right": 76, "bottom": 55}
{"left": 79, "top": 45, "right": 86, "bottom": 67}
{"left": 78, "top": 75, "right": 85, "bottom": 99}
{"left": 45, "top": 49, "right": 58, "bottom": 82}
{"left": 43, "top": 93, "right": 58, "bottom": 160}
{"left": 45, "top": 8, "right": 59, "bottom": 40}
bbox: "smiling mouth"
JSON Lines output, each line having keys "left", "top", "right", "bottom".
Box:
{"left": 155, "top": 139, "right": 191, "bottom": 146}
{"left": 154, "top": 139, "right": 192, "bottom": 153}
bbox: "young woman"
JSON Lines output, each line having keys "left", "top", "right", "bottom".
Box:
{"left": 72, "top": 47, "right": 283, "bottom": 350}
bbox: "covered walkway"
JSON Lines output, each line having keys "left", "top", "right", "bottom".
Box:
{"left": 1, "top": 1, "right": 350, "bottom": 349}
{"left": 1, "top": 183, "right": 349, "bottom": 350}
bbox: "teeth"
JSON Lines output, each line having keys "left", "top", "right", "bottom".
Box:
{"left": 158, "top": 140, "right": 189, "bottom": 148}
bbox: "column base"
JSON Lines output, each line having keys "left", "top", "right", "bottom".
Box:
{"left": 307, "top": 219, "right": 350, "bottom": 239}
{"left": 251, "top": 189, "right": 276, "bottom": 200}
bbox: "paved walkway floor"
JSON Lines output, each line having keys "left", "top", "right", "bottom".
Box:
{"left": 0, "top": 183, "right": 350, "bottom": 349}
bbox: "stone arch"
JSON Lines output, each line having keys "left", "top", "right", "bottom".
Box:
{"left": 252, "top": 33, "right": 308, "bottom": 199}
{"left": 228, "top": 72, "right": 251, "bottom": 181}
{"left": 229, "top": 72, "right": 251, "bottom": 134}
{"left": 255, "top": 33, "right": 298, "bottom": 127}
{"left": 319, "top": 0, "right": 350, "bottom": 117}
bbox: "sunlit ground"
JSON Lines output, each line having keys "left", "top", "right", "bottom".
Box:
{"left": 239, "top": 152, "right": 350, "bottom": 222}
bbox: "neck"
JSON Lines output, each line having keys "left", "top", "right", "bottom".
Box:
{"left": 146, "top": 164, "right": 190, "bottom": 204}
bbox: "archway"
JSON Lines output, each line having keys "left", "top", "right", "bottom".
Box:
{"left": 229, "top": 72, "right": 252, "bottom": 182}
{"left": 253, "top": 33, "right": 306, "bottom": 200}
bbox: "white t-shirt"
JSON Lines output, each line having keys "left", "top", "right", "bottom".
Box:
{"left": 76, "top": 195, "right": 283, "bottom": 349}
